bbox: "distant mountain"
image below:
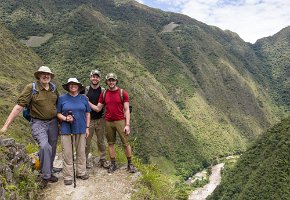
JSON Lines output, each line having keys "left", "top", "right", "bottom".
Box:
{"left": 0, "top": 0, "right": 289, "bottom": 177}
{"left": 208, "top": 117, "right": 290, "bottom": 200}
{"left": 253, "top": 26, "right": 290, "bottom": 111}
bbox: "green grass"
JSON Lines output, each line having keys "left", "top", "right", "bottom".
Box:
{"left": 150, "top": 156, "right": 177, "bottom": 175}
{"left": 132, "top": 158, "right": 176, "bottom": 200}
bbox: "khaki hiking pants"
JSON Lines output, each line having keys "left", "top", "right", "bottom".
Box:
{"left": 61, "top": 134, "right": 86, "bottom": 181}
{"left": 85, "top": 118, "right": 106, "bottom": 160}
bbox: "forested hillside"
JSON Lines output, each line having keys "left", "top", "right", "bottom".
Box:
{"left": 253, "top": 26, "right": 290, "bottom": 112}
{"left": 0, "top": 22, "right": 42, "bottom": 141}
{"left": 0, "top": 23, "right": 43, "bottom": 199}
{"left": 208, "top": 117, "right": 290, "bottom": 200}
{"left": 0, "top": 0, "right": 289, "bottom": 177}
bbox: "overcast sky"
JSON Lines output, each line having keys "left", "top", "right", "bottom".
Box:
{"left": 136, "top": 0, "right": 290, "bottom": 43}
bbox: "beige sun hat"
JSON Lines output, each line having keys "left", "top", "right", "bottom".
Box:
{"left": 62, "top": 78, "right": 85, "bottom": 92}
{"left": 34, "top": 66, "right": 54, "bottom": 79}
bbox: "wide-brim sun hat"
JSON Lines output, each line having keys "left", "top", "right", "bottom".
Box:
{"left": 90, "top": 69, "right": 101, "bottom": 77}
{"left": 34, "top": 66, "right": 55, "bottom": 79}
{"left": 105, "top": 73, "right": 117, "bottom": 80}
{"left": 62, "top": 78, "right": 85, "bottom": 92}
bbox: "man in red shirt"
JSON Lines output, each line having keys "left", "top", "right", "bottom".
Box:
{"left": 89, "top": 73, "right": 136, "bottom": 173}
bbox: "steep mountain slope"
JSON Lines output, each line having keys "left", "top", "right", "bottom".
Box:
{"left": 0, "top": 22, "right": 43, "bottom": 141}
{"left": 253, "top": 26, "right": 290, "bottom": 112}
{"left": 208, "top": 117, "right": 290, "bottom": 200}
{"left": 0, "top": 0, "right": 288, "bottom": 177}
{"left": 0, "top": 23, "right": 44, "bottom": 199}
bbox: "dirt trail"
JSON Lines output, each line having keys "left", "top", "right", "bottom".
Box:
{"left": 40, "top": 156, "right": 140, "bottom": 200}
{"left": 188, "top": 163, "right": 224, "bottom": 200}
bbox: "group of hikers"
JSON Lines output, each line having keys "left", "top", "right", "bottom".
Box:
{"left": 0, "top": 66, "right": 136, "bottom": 188}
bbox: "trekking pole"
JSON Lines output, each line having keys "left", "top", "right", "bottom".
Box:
{"left": 71, "top": 134, "right": 76, "bottom": 188}
{"left": 68, "top": 111, "right": 76, "bottom": 188}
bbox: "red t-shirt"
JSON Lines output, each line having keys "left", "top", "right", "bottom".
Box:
{"left": 98, "top": 88, "right": 129, "bottom": 121}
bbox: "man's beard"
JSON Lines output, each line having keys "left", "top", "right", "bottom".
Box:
{"left": 91, "top": 82, "right": 99, "bottom": 86}
{"left": 109, "top": 84, "right": 116, "bottom": 89}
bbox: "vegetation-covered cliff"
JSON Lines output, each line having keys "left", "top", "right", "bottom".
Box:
{"left": 208, "top": 117, "right": 290, "bottom": 200}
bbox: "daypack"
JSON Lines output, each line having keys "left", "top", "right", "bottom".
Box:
{"left": 23, "top": 82, "right": 56, "bottom": 121}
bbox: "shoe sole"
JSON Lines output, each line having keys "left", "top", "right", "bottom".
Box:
{"left": 76, "top": 176, "right": 89, "bottom": 180}
{"left": 64, "top": 181, "right": 73, "bottom": 185}
{"left": 108, "top": 169, "right": 117, "bottom": 173}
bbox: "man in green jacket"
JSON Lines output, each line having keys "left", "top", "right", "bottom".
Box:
{"left": 1, "top": 66, "right": 59, "bottom": 188}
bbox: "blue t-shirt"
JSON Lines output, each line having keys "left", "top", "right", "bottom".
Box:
{"left": 57, "top": 93, "right": 91, "bottom": 134}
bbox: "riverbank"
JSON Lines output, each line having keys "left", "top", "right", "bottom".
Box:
{"left": 188, "top": 163, "right": 224, "bottom": 200}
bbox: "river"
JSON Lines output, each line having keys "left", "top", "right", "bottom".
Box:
{"left": 188, "top": 163, "right": 224, "bottom": 200}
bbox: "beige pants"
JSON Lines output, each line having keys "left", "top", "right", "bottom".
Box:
{"left": 86, "top": 118, "right": 106, "bottom": 159}
{"left": 61, "top": 134, "right": 86, "bottom": 181}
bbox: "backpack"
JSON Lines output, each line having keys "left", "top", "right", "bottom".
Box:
{"left": 102, "top": 88, "right": 132, "bottom": 113}
{"left": 23, "top": 82, "right": 56, "bottom": 121}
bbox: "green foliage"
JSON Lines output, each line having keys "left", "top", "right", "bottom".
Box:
{"left": 25, "top": 143, "right": 39, "bottom": 154}
{"left": 174, "top": 182, "right": 192, "bottom": 200}
{"left": 114, "top": 144, "right": 128, "bottom": 164}
{"left": 0, "top": 23, "right": 41, "bottom": 200}
{"left": 132, "top": 158, "right": 176, "bottom": 200}
{"left": 13, "top": 163, "right": 38, "bottom": 198}
{"left": 253, "top": 28, "right": 290, "bottom": 112}
{"left": 208, "top": 117, "right": 290, "bottom": 200}
{"left": 0, "top": 155, "right": 38, "bottom": 199}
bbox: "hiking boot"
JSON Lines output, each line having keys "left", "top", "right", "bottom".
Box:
{"left": 64, "top": 180, "right": 73, "bottom": 185}
{"left": 52, "top": 167, "right": 62, "bottom": 173}
{"left": 86, "top": 162, "right": 93, "bottom": 169}
{"left": 48, "top": 174, "right": 58, "bottom": 183}
{"left": 76, "top": 173, "right": 89, "bottom": 180}
{"left": 99, "top": 159, "right": 110, "bottom": 169}
{"left": 108, "top": 164, "right": 117, "bottom": 173}
{"left": 127, "top": 163, "right": 137, "bottom": 173}
{"left": 39, "top": 179, "right": 48, "bottom": 189}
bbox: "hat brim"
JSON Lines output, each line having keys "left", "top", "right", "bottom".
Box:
{"left": 91, "top": 73, "right": 101, "bottom": 76}
{"left": 62, "top": 82, "right": 85, "bottom": 92}
{"left": 34, "top": 72, "right": 55, "bottom": 80}
{"left": 106, "top": 77, "right": 117, "bottom": 80}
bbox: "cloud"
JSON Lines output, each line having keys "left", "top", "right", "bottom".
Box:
{"left": 143, "top": 0, "right": 290, "bottom": 43}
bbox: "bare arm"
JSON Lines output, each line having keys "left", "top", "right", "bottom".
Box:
{"left": 123, "top": 102, "right": 131, "bottom": 135}
{"left": 0, "top": 104, "right": 24, "bottom": 133}
{"left": 57, "top": 113, "right": 73, "bottom": 122}
{"left": 85, "top": 112, "right": 90, "bottom": 138}
{"left": 89, "top": 102, "right": 104, "bottom": 112}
